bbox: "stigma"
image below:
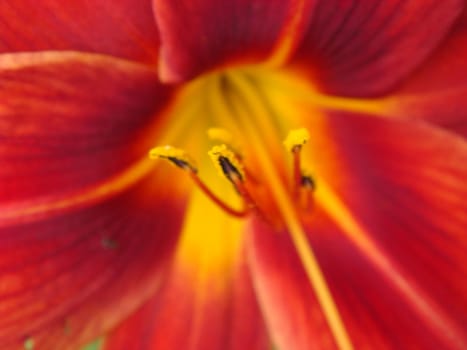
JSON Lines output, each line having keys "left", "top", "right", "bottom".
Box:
{"left": 148, "top": 128, "right": 315, "bottom": 221}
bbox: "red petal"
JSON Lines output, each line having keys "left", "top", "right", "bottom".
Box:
{"left": 105, "top": 194, "right": 268, "bottom": 350}
{"left": 386, "top": 10, "right": 467, "bottom": 136}
{"left": 0, "top": 52, "right": 171, "bottom": 211}
{"left": 291, "top": 0, "right": 463, "bottom": 96}
{"left": 0, "top": 52, "right": 187, "bottom": 348}
{"left": 153, "top": 0, "right": 314, "bottom": 82}
{"left": 0, "top": 168, "right": 188, "bottom": 349}
{"left": 303, "top": 112, "right": 466, "bottom": 348}
{"left": 0, "top": 0, "right": 159, "bottom": 63}
{"left": 105, "top": 255, "right": 267, "bottom": 350}
{"left": 307, "top": 211, "right": 466, "bottom": 350}
{"left": 246, "top": 220, "right": 339, "bottom": 350}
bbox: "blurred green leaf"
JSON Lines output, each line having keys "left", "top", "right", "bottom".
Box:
{"left": 81, "top": 338, "right": 103, "bottom": 350}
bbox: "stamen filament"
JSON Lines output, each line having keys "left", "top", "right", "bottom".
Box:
{"left": 284, "top": 128, "right": 310, "bottom": 198}
{"left": 300, "top": 175, "right": 316, "bottom": 211}
{"left": 150, "top": 145, "right": 248, "bottom": 218}
{"left": 292, "top": 146, "right": 302, "bottom": 198}
{"left": 189, "top": 173, "right": 248, "bottom": 218}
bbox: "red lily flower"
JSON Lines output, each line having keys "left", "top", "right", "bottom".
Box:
{"left": 1, "top": 1, "right": 466, "bottom": 349}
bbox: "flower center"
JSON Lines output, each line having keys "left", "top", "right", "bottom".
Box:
{"left": 149, "top": 68, "right": 353, "bottom": 350}
{"left": 150, "top": 69, "right": 318, "bottom": 228}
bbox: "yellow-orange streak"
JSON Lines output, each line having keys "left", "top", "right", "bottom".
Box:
{"left": 267, "top": 0, "right": 308, "bottom": 67}
{"left": 302, "top": 92, "right": 390, "bottom": 115}
{"left": 258, "top": 70, "right": 393, "bottom": 117}
{"left": 317, "top": 181, "right": 466, "bottom": 346}
{"left": 0, "top": 157, "right": 154, "bottom": 226}
{"left": 226, "top": 73, "right": 354, "bottom": 350}
{"left": 0, "top": 76, "right": 207, "bottom": 226}
{"left": 0, "top": 51, "right": 155, "bottom": 74}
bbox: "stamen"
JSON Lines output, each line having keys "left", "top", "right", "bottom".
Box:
{"left": 207, "top": 128, "right": 235, "bottom": 147}
{"left": 188, "top": 173, "right": 248, "bottom": 217}
{"left": 292, "top": 148, "right": 302, "bottom": 197}
{"left": 301, "top": 174, "right": 316, "bottom": 191}
{"left": 149, "top": 145, "right": 248, "bottom": 218}
{"left": 208, "top": 128, "right": 261, "bottom": 185}
{"left": 149, "top": 145, "right": 198, "bottom": 173}
{"left": 208, "top": 144, "right": 266, "bottom": 218}
{"left": 300, "top": 174, "right": 316, "bottom": 211}
{"left": 208, "top": 144, "right": 245, "bottom": 183}
{"left": 283, "top": 128, "right": 310, "bottom": 152}
{"left": 283, "top": 128, "right": 311, "bottom": 197}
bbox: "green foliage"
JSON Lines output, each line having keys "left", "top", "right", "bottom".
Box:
{"left": 81, "top": 338, "right": 103, "bottom": 350}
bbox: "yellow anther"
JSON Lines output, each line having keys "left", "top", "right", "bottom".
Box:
{"left": 208, "top": 144, "right": 245, "bottom": 182}
{"left": 283, "top": 128, "right": 310, "bottom": 152}
{"left": 149, "top": 145, "right": 197, "bottom": 172}
{"left": 207, "top": 127, "right": 242, "bottom": 154}
{"left": 207, "top": 128, "right": 234, "bottom": 145}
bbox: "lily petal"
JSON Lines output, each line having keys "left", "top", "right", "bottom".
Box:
{"left": 0, "top": 0, "right": 160, "bottom": 63}
{"left": 0, "top": 168, "right": 188, "bottom": 349}
{"left": 0, "top": 51, "right": 171, "bottom": 212}
{"left": 153, "top": 0, "right": 315, "bottom": 82}
{"left": 105, "top": 189, "right": 269, "bottom": 350}
{"left": 0, "top": 50, "right": 189, "bottom": 348}
{"left": 307, "top": 210, "right": 466, "bottom": 350}
{"left": 308, "top": 111, "right": 466, "bottom": 348}
{"left": 248, "top": 111, "right": 467, "bottom": 349}
{"left": 385, "top": 10, "right": 467, "bottom": 136}
{"left": 291, "top": 0, "right": 464, "bottom": 96}
{"left": 247, "top": 220, "right": 339, "bottom": 350}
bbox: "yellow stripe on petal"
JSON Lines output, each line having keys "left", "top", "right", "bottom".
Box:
{"left": 316, "top": 180, "right": 466, "bottom": 344}
{"left": 267, "top": 0, "right": 311, "bottom": 67}
{"left": 254, "top": 69, "right": 392, "bottom": 117}
{"left": 0, "top": 157, "right": 154, "bottom": 226}
{"left": 0, "top": 84, "right": 200, "bottom": 226}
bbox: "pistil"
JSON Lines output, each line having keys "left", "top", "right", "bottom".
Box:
{"left": 226, "top": 72, "right": 354, "bottom": 350}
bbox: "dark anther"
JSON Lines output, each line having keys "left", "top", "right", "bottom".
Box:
{"left": 165, "top": 157, "right": 197, "bottom": 172}
{"left": 168, "top": 157, "right": 189, "bottom": 168}
{"left": 301, "top": 175, "right": 316, "bottom": 191}
{"left": 218, "top": 156, "right": 243, "bottom": 182}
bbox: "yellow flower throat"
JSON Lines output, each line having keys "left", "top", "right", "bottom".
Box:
{"left": 148, "top": 69, "right": 355, "bottom": 350}
{"left": 144, "top": 64, "right": 458, "bottom": 350}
